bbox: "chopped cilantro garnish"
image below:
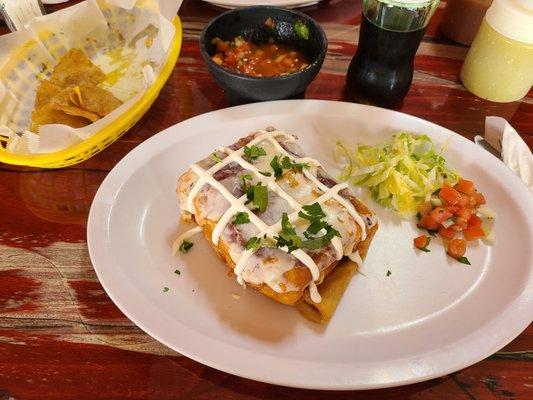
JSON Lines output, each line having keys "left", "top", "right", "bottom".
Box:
{"left": 245, "top": 236, "right": 261, "bottom": 251}
{"left": 274, "top": 213, "right": 301, "bottom": 252}
{"left": 233, "top": 211, "right": 250, "bottom": 225}
{"left": 179, "top": 239, "right": 194, "bottom": 253}
{"left": 271, "top": 203, "right": 341, "bottom": 252}
{"left": 270, "top": 155, "right": 283, "bottom": 178}
{"left": 386, "top": 270, "right": 391, "bottom": 277}
{"left": 239, "top": 173, "right": 253, "bottom": 191}
{"left": 281, "top": 156, "right": 309, "bottom": 171}
{"left": 280, "top": 212, "right": 295, "bottom": 234}
{"left": 299, "top": 203, "right": 326, "bottom": 221}
{"left": 299, "top": 203, "right": 330, "bottom": 237}
{"left": 243, "top": 145, "right": 266, "bottom": 162}
{"left": 301, "top": 225, "right": 341, "bottom": 250}
{"left": 304, "top": 219, "right": 328, "bottom": 236}
{"left": 210, "top": 152, "right": 223, "bottom": 163}
{"left": 294, "top": 20, "right": 309, "bottom": 40}
{"left": 270, "top": 155, "right": 309, "bottom": 179}
{"left": 259, "top": 171, "right": 272, "bottom": 177}
{"left": 245, "top": 183, "right": 268, "bottom": 213}
{"left": 163, "top": 287, "right": 169, "bottom": 293}
{"left": 174, "top": 269, "right": 181, "bottom": 275}
{"left": 457, "top": 256, "right": 471, "bottom": 265}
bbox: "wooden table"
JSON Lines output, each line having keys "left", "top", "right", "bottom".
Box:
{"left": 1, "top": 1, "right": 531, "bottom": 399}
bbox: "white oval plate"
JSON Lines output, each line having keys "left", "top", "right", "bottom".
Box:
{"left": 41, "top": 0, "right": 70, "bottom": 4}
{"left": 88, "top": 100, "right": 533, "bottom": 390}
{"left": 201, "top": 0, "right": 322, "bottom": 9}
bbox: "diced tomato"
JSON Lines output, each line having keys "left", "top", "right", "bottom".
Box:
{"left": 447, "top": 238, "right": 467, "bottom": 259}
{"left": 216, "top": 41, "right": 229, "bottom": 52}
{"left": 430, "top": 207, "right": 453, "bottom": 223}
{"left": 439, "top": 227, "right": 456, "bottom": 239}
{"left": 413, "top": 235, "right": 429, "bottom": 249}
{"left": 464, "top": 225, "right": 485, "bottom": 241}
{"left": 418, "top": 215, "right": 440, "bottom": 231}
{"left": 457, "top": 193, "right": 469, "bottom": 207}
{"left": 468, "top": 214, "right": 483, "bottom": 228}
{"left": 456, "top": 206, "right": 472, "bottom": 220}
{"left": 236, "top": 42, "right": 252, "bottom": 53}
{"left": 224, "top": 52, "right": 237, "bottom": 67}
{"left": 451, "top": 217, "right": 468, "bottom": 231}
{"left": 468, "top": 196, "right": 477, "bottom": 207}
{"left": 439, "top": 184, "right": 461, "bottom": 205}
{"left": 474, "top": 192, "right": 486, "bottom": 205}
{"left": 418, "top": 201, "right": 433, "bottom": 216}
{"left": 445, "top": 205, "right": 460, "bottom": 214}
{"left": 455, "top": 179, "right": 475, "bottom": 195}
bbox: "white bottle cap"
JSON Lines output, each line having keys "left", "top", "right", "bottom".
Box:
{"left": 486, "top": 0, "right": 533, "bottom": 44}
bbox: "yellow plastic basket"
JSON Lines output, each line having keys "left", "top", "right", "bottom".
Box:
{"left": 0, "top": 16, "right": 182, "bottom": 169}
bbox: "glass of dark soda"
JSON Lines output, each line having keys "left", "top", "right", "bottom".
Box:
{"left": 346, "top": 0, "right": 440, "bottom": 108}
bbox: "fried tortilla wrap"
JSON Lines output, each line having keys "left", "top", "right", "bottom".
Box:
{"left": 176, "top": 129, "right": 378, "bottom": 323}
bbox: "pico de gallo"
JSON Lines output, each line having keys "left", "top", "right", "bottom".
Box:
{"left": 210, "top": 35, "right": 310, "bottom": 77}
{"left": 413, "top": 178, "right": 494, "bottom": 264}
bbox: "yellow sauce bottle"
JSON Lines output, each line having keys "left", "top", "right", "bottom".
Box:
{"left": 460, "top": 0, "right": 533, "bottom": 102}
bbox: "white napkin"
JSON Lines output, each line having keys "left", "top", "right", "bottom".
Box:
{"left": 478, "top": 117, "right": 533, "bottom": 192}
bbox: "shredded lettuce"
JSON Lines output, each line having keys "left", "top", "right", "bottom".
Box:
{"left": 336, "top": 132, "right": 459, "bottom": 217}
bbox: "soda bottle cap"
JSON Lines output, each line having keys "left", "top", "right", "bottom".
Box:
{"left": 486, "top": 0, "right": 533, "bottom": 44}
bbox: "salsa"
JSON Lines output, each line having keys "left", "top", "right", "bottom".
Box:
{"left": 211, "top": 36, "right": 310, "bottom": 77}
{"left": 414, "top": 178, "right": 493, "bottom": 264}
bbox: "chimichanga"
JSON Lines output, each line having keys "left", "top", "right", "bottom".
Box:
{"left": 176, "top": 129, "right": 378, "bottom": 323}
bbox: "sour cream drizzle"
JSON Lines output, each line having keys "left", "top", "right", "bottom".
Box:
{"left": 348, "top": 250, "right": 363, "bottom": 268}
{"left": 185, "top": 131, "right": 368, "bottom": 302}
{"left": 171, "top": 226, "right": 203, "bottom": 256}
{"left": 308, "top": 281, "right": 322, "bottom": 303}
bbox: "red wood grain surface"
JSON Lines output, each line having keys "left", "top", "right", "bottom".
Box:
{"left": 0, "top": 1, "right": 531, "bottom": 399}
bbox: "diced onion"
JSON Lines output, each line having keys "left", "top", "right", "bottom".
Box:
{"left": 482, "top": 229, "right": 496, "bottom": 246}
{"left": 478, "top": 205, "right": 497, "bottom": 219}
{"left": 430, "top": 197, "right": 443, "bottom": 207}
{"left": 442, "top": 218, "right": 455, "bottom": 228}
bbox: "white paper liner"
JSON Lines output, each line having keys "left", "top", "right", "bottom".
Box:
{"left": 480, "top": 116, "right": 533, "bottom": 192}
{"left": 0, "top": 0, "right": 182, "bottom": 155}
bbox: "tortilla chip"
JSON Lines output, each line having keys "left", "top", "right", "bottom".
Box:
{"left": 52, "top": 103, "right": 100, "bottom": 123}
{"left": 69, "top": 83, "right": 122, "bottom": 117}
{"left": 30, "top": 48, "right": 122, "bottom": 131}
{"left": 35, "top": 80, "right": 63, "bottom": 109}
{"left": 49, "top": 49, "right": 106, "bottom": 87}
{"left": 47, "top": 89, "right": 99, "bottom": 123}
{"left": 31, "top": 105, "right": 91, "bottom": 132}
{"left": 69, "top": 86, "right": 84, "bottom": 107}
{"left": 48, "top": 85, "right": 101, "bottom": 122}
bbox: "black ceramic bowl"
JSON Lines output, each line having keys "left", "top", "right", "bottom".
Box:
{"left": 200, "top": 6, "right": 328, "bottom": 104}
